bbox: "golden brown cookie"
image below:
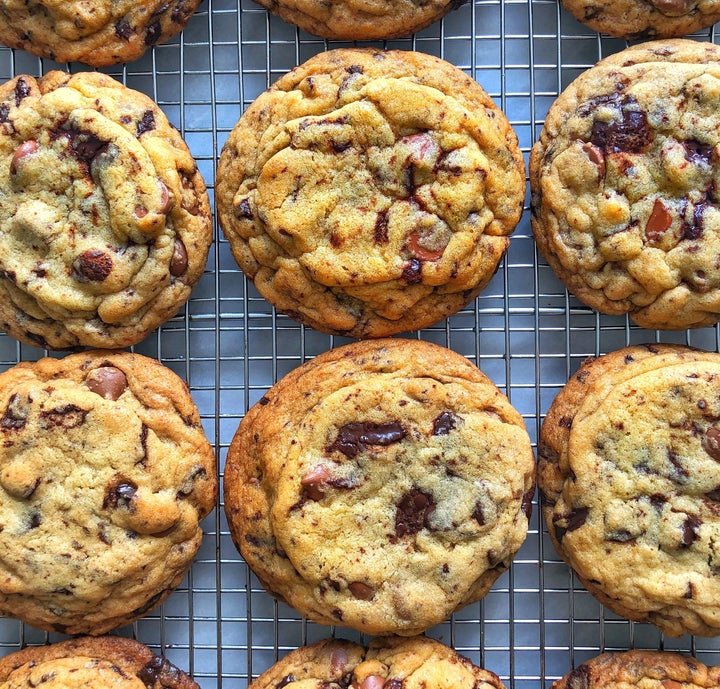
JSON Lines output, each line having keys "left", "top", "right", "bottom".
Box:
{"left": 530, "top": 39, "right": 720, "bottom": 330}
{"left": 224, "top": 338, "right": 535, "bottom": 636}
{"left": 539, "top": 343, "right": 720, "bottom": 637}
{"left": 216, "top": 48, "right": 525, "bottom": 338}
{"left": 249, "top": 636, "right": 506, "bottom": 689}
{"left": 0, "top": 0, "right": 201, "bottom": 67}
{"left": 551, "top": 650, "right": 720, "bottom": 689}
{"left": 560, "top": 0, "right": 720, "bottom": 40}
{"left": 253, "top": 0, "right": 467, "bottom": 41}
{"left": 0, "top": 350, "right": 216, "bottom": 635}
{"left": 0, "top": 636, "right": 200, "bottom": 689}
{"left": 0, "top": 71, "right": 211, "bottom": 350}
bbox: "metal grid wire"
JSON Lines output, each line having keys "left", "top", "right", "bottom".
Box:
{"left": 1, "top": 1, "right": 720, "bottom": 687}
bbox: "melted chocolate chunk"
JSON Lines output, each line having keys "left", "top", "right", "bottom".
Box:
{"left": 73, "top": 250, "right": 113, "bottom": 282}
{"left": 176, "top": 466, "right": 207, "bottom": 498}
{"left": 702, "top": 427, "right": 720, "bottom": 461}
{"left": 590, "top": 109, "right": 652, "bottom": 154}
{"left": 683, "top": 139, "right": 714, "bottom": 165}
{"left": 86, "top": 366, "right": 128, "bottom": 400}
{"left": 115, "top": 19, "right": 133, "bottom": 39}
{"left": 0, "top": 104, "right": 9, "bottom": 123}
{"left": 14, "top": 78, "right": 30, "bottom": 107}
{"left": 136, "top": 110, "right": 156, "bottom": 137}
{"left": 103, "top": 480, "right": 138, "bottom": 509}
{"left": 328, "top": 421, "right": 406, "bottom": 458}
{"left": 170, "top": 239, "right": 188, "bottom": 276}
{"left": 277, "top": 675, "right": 296, "bottom": 689}
{"left": 28, "top": 511, "right": 42, "bottom": 530}
{"left": 401, "top": 258, "right": 422, "bottom": 284}
{"left": 1, "top": 394, "right": 27, "bottom": 430}
{"left": 236, "top": 198, "right": 253, "bottom": 219}
{"left": 395, "top": 488, "right": 435, "bottom": 537}
{"left": 650, "top": 494, "right": 667, "bottom": 511}
{"left": 566, "top": 666, "right": 590, "bottom": 689}
{"left": 680, "top": 515, "right": 701, "bottom": 547}
{"left": 137, "top": 655, "right": 183, "bottom": 688}
{"left": 566, "top": 507, "right": 589, "bottom": 531}
{"left": 607, "top": 530, "right": 635, "bottom": 543}
{"left": 705, "top": 487, "right": 720, "bottom": 502}
{"left": 432, "top": 411, "right": 458, "bottom": 435}
{"left": 70, "top": 130, "right": 109, "bottom": 165}
{"left": 39, "top": 404, "right": 87, "bottom": 429}
{"left": 384, "top": 680, "right": 403, "bottom": 689}
{"left": 473, "top": 501, "right": 486, "bottom": 526}
{"left": 521, "top": 489, "right": 534, "bottom": 519}
{"left": 348, "top": 581, "right": 374, "bottom": 600}
{"left": 144, "top": 20, "right": 163, "bottom": 45}
{"left": 374, "top": 210, "right": 389, "bottom": 244}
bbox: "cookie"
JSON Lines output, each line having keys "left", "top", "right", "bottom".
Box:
{"left": 0, "top": 350, "right": 216, "bottom": 635}
{"left": 539, "top": 343, "right": 720, "bottom": 637}
{"left": 0, "top": 636, "right": 199, "bottom": 689}
{"left": 530, "top": 39, "right": 720, "bottom": 330}
{"left": 0, "top": 0, "right": 201, "bottom": 67}
{"left": 560, "top": 0, "right": 720, "bottom": 40}
{"left": 248, "top": 636, "right": 506, "bottom": 689}
{"left": 216, "top": 48, "right": 525, "bottom": 338}
{"left": 0, "top": 71, "right": 211, "bottom": 350}
{"left": 252, "top": 0, "right": 466, "bottom": 41}
{"left": 224, "top": 338, "right": 535, "bottom": 636}
{"left": 551, "top": 650, "right": 720, "bottom": 689}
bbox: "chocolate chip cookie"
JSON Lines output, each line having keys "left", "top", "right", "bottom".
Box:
{"left": 0, "top": 0, "right": 201, "bottom": 67}
{"left": 252, "top": 0, "right": 466, "bottom": 40}
{"left": 216, "top": 48, "right": 525, "bottom": 338}
{"left": 0, "top": 71, "right": 211, "bottom": 350}
{"left": 539, "top": 343, "right": 720, "bottom": 637}
{"left": 249, "top": 636, "right": 506, "bottom": 689}
{"left": 551, "top": 650, "right": 720, "bottom": 689}
{"left": 224, "top": 338, "right": 535, "bottom": 636}
{"left": 530, "top": 39, "right": 720, "bottom": 330}
{"left": 560, "top": 0, "right": 720, "bottom": 40}
{"left": 0, "top": 636, "right": 199, "bottom": 689}
{"left": 0, "top": 350, "right": 216, "bottom": 635}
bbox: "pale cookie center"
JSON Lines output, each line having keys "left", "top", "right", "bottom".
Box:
{"left": 2, "top": 657, "right": 146, "bottom": 689}
{"left": 255, "top": 86, "right": 491, "bottom": 287}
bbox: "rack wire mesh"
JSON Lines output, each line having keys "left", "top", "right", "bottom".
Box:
{"left": 1, "top": 1, "right": 720, "bottom": 687}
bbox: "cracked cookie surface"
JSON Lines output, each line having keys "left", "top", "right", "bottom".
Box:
{"left": 551, "top": 650, "right": 720, "bottom": 689}
{"left": 0, "top": 0, "right": 201, "bottom": 67}
{"left": 539, "top": 343, "right": 720, "bottom": 637}
{"left": 530, "top": 39, "right": 720, "bottom": 330}
{"left": 0, "top": 350, "right": 216, "bottom": 635}
{"left": 224, "top": 338, "right": 535, "bottom": 636}
{"left": 248, "top": 636, "right": 506, "bottom": 689}
{"left": 0, "top": 71, "right": 211, "bottom": 349}
{"left": 216, "top": 48, "right": 525, "bottom": 338}
{"left": 0, "top": 636, "right": 200, "bottom": 689}
{"left": 252, "top": 0, "right": 466, "bottom": 40}
{"left": 560, "top": 0, "right": 720, "bottom": 40}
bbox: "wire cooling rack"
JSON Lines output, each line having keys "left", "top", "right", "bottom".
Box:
{"left": 1, "top": 1, "right": 720, "bottom": 687}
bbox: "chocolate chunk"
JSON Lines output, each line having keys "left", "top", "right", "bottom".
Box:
{"left": 432, "top": 411, "right": 458, "bottom": 435}
{"left": 401, "top": 258, "right": 422, "bottom": 284}
{"left": 39, "top": 404, "right": 87, "bottom": 429}
{"left": 10, "top": 139, "right": 39, "bottom": 175}
{"left": 170, "top": 239, "right": 188, "bottom": 276}
{"left": 69, "top": 130, "right": 109, "bottom": 165}
{"left": 14, "top": 78, "right": 30, "bottom": 107}
{"left": 606, "top": 530, "right": 635, "bottom": 543}
{"left": 136, "top": 110, "right": 156, "bottom": 137}
{"left": 566, "top": 666, "right": 590, "bottom": 689}
{"left": 384, "top": 680, "right": 403, "bottom": 689}
{"left": 0, "top": 104, "right": 9, "bottom": 124}
{"left": 73, "top": 250, "right": 113, "bottom": 282}
{"left": 395, "top": 488, "right": 435, "bottom": 537}
{"left": 115, "top": 18, "right": 133, "bottom": 39}
{"left": 348, "top": 581, "right": 374, "bottom": 600}
{"left": 680, "top": 515, "right": 701, "bottom": 547}
{"left": 137, "top": 655, "right": 183, "bottom": 689}
{"left": 683, "top": 582, "right": 695, "bottom": 599}
{"left": 28, "top": 511, "right": 42, "bottom": 529}
{"left": 683, "top": 139, "right": 714, "bottom": 165}
{"left": 177, "top": 466, "right": 207, "bottom": 498}
{"left": 590, "top": 108, "right": 652, "bottom": 154}
{"left": 103, "top": 480, "right": 138, "bottom": 510}
{"left": 158, "top": 180, "right": 172, "bottom": 214}
{"left": 650, "top": 494, "right": 667, "bottom": 511}
{"left": 236, "top": 198, "right": 253, "bottom": 219}
{"left": 702, "top": 427, "right": 720, "bottom": 461}
{"left": 521, "top": 489, "right": 534, "bottom": 519}
{"left": 1, "top": 394, "right": 27, "bottom": 430}
{"left": 645, "top": 199, "right": 672, "bottom": 240}
{"left": 668, "top": 448, "right": 689, "bottom": 482}
{"left": 374, "top": 210, "right": 389, "bottom": 244}
{"left": 144, "top": 20, "right": 163, "bottom": 45}
{"left": 86, "top": 366, "right": 128, "bottom": 400}
{"left": 705, "top": 487, "right": 720, "bottom": 502}
{"left": 566, "top": 507, "right": 588, "bottom": 532}
{"left": 584, "top": 5, "right": 602, "bottom": 18}
{"left": 347, "top": 65, "right": 364, "bottom": 74}
{"left": 651, "top": 0, "right": 693, "bottom": 13}
{"left": 328, "top": 421, "right": 406, "bottom": 458}
{"left": 473, "top": 501, "right": 486, "bottom": 526}
{"left": 277, "top": 675, "right": 296, "bottom": 689}
{"left": 581, "top": 142, "right": 605, "bottom": 178}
